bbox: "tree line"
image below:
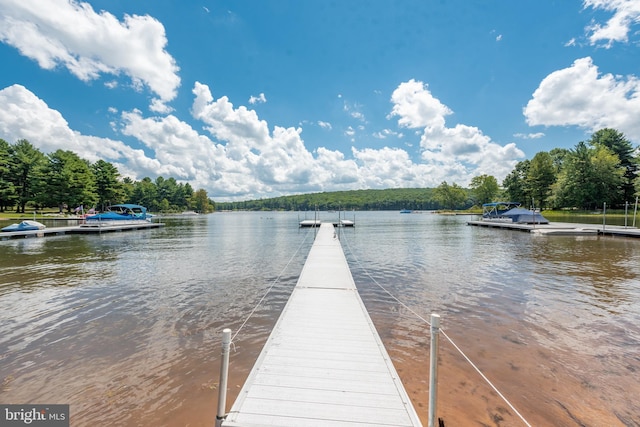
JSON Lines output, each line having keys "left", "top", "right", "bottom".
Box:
{"left": 502, "top": 128, "right": 636, "bottom": 210}
{"left": 2, "top": 128, "right": 635, "bottom": 214}
{"left": 218, "top": 128, "right": 637, "bottom": 211}
{"left": 217, "top": 188, "right": 445, "bottom": 211}
{"left": 0, "top": 139, "right": 215, "bottom": 214}
{"left": 426, "top": 128, "right": 636, "bottom": 210}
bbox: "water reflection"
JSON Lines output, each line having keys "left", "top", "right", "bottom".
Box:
{"left": 527, "top": 235, "right": 638, "bottom": 314}
{"left": 1, "top": 212, "right": 639, "bottom": 426}
{"left": 0, "top": 212, "right": 312, "bottom": 426}
{"left": 341, "top": 213, "right": 640, "bottom": 426}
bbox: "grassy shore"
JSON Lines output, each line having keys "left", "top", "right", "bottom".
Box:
{"left": 541, "top": 209, "right": 637, "bottom": 225}
{"left": 0, "top": 209, "right": 70, "bottom": 220}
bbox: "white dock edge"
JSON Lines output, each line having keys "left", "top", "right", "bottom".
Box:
{"left": 223, "top": 223, "right": 422, "bottom": 427}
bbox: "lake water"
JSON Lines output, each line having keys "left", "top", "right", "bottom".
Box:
{"left": 0, "top": 211, "right": 638, "bottom": 426}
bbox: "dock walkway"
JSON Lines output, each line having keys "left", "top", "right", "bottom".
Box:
{"left": 223, "top": 223, "right": 422, "bottom": 427}
{"left": 0, "top": 222, "right": 163, "bottom": 240}
{"left": 467, "top": 219, "right": 640, "bottom": 238}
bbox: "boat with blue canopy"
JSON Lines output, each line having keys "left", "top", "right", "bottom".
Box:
{"left": 83, "top": 204, "right": 151, "bottom": 226}
{"left": 1, "top": 220, "right": 46, "bottom": 232}
{"left": 482, "top": 202, "right": 549, "bottom": 224}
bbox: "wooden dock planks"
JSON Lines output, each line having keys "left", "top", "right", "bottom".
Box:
{"left": 223, "top": 223, "right": 422, "bottom": 427}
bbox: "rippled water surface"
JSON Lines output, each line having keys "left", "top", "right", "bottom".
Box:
{"left": 1, "top": 212, "right": 639, "bottom": 426}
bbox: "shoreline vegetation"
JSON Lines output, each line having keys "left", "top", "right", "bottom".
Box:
{"left": 2, "top": 128, "right": 637, "bottom": 218}
{"left": 2, "top": 204, "right": 632, "bottom": 222}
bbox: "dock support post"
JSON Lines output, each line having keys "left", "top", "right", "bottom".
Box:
{"left": 428, "top": 314, "right": 441, "bottom": 427}
{"left": 625, "top": 201, "right": 629, "bottom": 228}
{"left": 215, "top": 328, "right": 232, "bottom": 427}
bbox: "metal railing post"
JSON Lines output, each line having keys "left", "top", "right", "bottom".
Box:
{"left": 625, "top": 201, "right": 628, "bottom": 228}
{"left": 215, "top": 328, "right": 232, "bottom": 427}
{"left": 428, "top": 314, "right": 441, "bottom": 427}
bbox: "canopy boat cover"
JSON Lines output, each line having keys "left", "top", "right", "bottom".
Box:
{"left": 1, "top": 220, "right": 46, "bottom": 232}
{"left": 482, "top": 202, "right": 549, "bottom": 224}
{"left": 85, "top": 204, "right": 149, "bottom": 222}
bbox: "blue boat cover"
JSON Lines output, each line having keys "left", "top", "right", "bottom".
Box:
{"left": 500, "top": 208, "right": 549, "bottom": 224}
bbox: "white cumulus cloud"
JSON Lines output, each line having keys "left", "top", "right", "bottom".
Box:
{"left": 583, "top": 0, "right": 640, "bottom": 47}
{"left": 373, "top": 129, "right": 401, "bottom": 139}
{"left": 0, "top": 79, "right": 530, "bottom": 201}
{"left": 0, "top": 84, "right": 164, "bottom": 178}
{"left": 388, "top": 79, "right": 452, "bottom": 129}
{"left": 389, "top": 79, "right": 524, "bottom": 185}
{"left": 513, "top": 132, "right": 545, "bottom": 139}
{"left": 248, "top": 93, "right": 267, "bottom": 104}
{"left": 523, "top": 57, "right": 640, "bottom": 140}
{"left": 191, "top": 82, "right": 321, "bottom": 190}
{"left": 0, "top": 0, "right": 180, "bottom": 106}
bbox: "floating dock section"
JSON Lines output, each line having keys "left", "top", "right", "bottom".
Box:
{"left": 223, "top": 223, "right": 422, "bottom": 427}
{"left": 467, "top": 219, "right": 640, "bottom": 238}
{"left": 0, "top": 222, "right": 163, "bottom": 240}
{"left": 299, "top": 219, "right": 355, "bottom": 228}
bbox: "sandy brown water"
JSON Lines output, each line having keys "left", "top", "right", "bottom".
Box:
{"left": 1, "top": 211, "right": 638, "bottom": 426}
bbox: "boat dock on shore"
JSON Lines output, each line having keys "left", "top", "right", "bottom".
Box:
{"left": 221, "top": 222, "right": 422, "bottom": 427}
{"left": 0, "top": 222, "right": 163, "bottom": 240}
{"left": 467, "top": 219, "right": 640, "bottom": 238}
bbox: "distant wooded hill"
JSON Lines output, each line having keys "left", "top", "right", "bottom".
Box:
{"left": 216, "top": 188, "right": 472, "bottom": 211}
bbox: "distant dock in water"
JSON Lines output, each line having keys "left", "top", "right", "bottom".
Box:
{"left": 298, "top": 210, "right": 356, "bottom": 228}
{"left": 299, "top": 219, "right": 354, "bottom": 227}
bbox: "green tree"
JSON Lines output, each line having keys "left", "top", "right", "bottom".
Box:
{"left": 526, "top": 152, "right": 556, "bottom": 209}
{"left": 130, "top": 177, "right": 158, "bottom": 210}
{"left": 121, "top": 177, "right": 135, "bottom": 202}
{"left": 634, "top": 175, "right": 640, "bottom": 199}
{"left": 552, "top": 142, "right": 623, "bottom": 209}
{"left": 193, "top": 188, "right": 213, "bottom": 213}
{"left": 156, "top": 176, "right": 183, "bottom": 210}
{"left": 590, "top": 145, "right": 625, "bottom": 208}
{"left": 588, "top": 128, "right": 637, "bottom": 205}
{"left": 433, "top": 181, "right": 467, "bottom": 209}
{"left": 92, "top": 160, "right": 124, "bottom": 207}
{"left": 0, "top": 139, "right": 17, "bottom": 212}
{"left": 10, "top": 139, "right": 46, "bottom": 213}
{"left": 469, "top": 174, "right": 499, "bottom": 205}
{"left": 549, "top": 148, "right": 570, "bottom": 172}
{"left": 159, "top": 198, "right": 171, "bottom": 213}
{"left": 502, "top": 160, "right": 530, "bottom": 204}
{"left": 176, "top": 182, "right": 194, "bottom": 209}
{"left": 155, "top": 176, "right": 169, "bottom": 206}
{"left": 40, "top": 150, "right": 97, "bottom": 212}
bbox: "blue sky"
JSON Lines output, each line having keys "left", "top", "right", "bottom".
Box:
{"left": 0, "top": 0, "right": 639, "bottom": 201}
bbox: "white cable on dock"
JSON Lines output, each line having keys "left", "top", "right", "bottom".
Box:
{"left": 439, "top": 329, "right": 533, "bottom": 427}
{"left": 341, "top": 231, "right": 532, "bottom": 427}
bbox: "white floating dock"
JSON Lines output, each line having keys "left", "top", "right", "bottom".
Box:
{"left": 223, "top": 223, "right": 422, "bottom": 427}
{"left": 467, "top": 219, "right": 640, "bottom": 238}
{"left": 0, "top": 222, "right": 163, "bottom": 240}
